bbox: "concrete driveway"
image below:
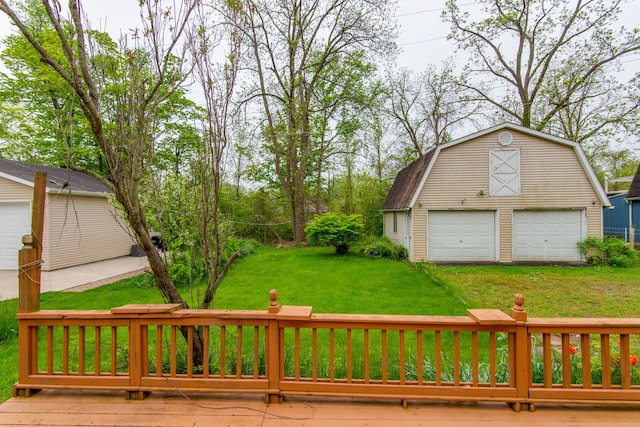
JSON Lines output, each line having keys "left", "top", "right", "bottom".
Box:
{"left": 0, "top": 256, "right": 149, "bottom": 301}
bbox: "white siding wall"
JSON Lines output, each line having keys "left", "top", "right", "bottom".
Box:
{"left": 384, "top": 211, "right": 411, "bottom": 256}
{"left": 410, "top": 130, "right": 603, "bottom": 262}
{"left": 0, "top": 177, "right": 32, "bottom": 201}
{"left": 43, "top": 194, "right": 134, "bottom": 270}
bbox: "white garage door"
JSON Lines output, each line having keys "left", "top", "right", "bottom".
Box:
{"left": 428, "top": 210, "right": 497, "bottom": 262}
{"left": 0, "top": 202, "right": 31, "bottom": 270}
{"left": 512, "top": 210, "right": 583, "bottom": 262}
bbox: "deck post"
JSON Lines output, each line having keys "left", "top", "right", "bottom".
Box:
{"left": 510, "top": 294, "right": 530, "bottom": 412}
{"left": 266, "top": 289, "right": 282, "bottom": 403}
{"left": 14, "top": 171, "right": 47, "bottom": 397}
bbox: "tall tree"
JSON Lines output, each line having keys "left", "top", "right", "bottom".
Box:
{"left": 233, "top": 0, "right": 397, "bottom": 242}
{"left": 0, "top": 1, "right": 102, "bottom": 170}
{"left": 189, "top": 1, "right": 243, "bottom": 309}
{"left": 0, "top": 0, "right": 205, "bottom": 360}
{"left": 444, "top": 0, "right": 640, "bottom": 137}
{"left": 386, "top": 62, "right": 478, "bottom": 161}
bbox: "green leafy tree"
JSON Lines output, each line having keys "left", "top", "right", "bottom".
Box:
{"left": 444, "top": 0, "right": 640, "bottom": 144}
{"left": 232, "top": 0, "right": 396, "bottom": 243}
{"left": 305, "top": 213, "right": 364, "bottom": 255}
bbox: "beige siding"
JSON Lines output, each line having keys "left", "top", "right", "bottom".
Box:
{"left": 411, "top": 129, "right": 603, "bottom": 262}
{"left": 0, "top": 177, "right": 32, "bottom": 201}
{"left": 43, "top": 194, "right": 134, "bottom": 270}
{"left": 384, "top": 211, "right": 409, "bottom": 250}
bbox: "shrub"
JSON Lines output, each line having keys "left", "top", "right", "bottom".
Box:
{"left": 305, "top": 213, "right": 364, "bottom": 255}
{"left": 360, "top": 236, "right": 407, "bottom": 260}
{"left": 577, "top": 236, "right": 638, "bottom": 267}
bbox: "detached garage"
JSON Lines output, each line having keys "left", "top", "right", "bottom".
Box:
{"left": 382, "top": 123, "right": 610, "bottom": 263}
{"left": 427, "top": 210, "right": 497, "bottom": 262}
{"left": 0, "top": 159, "right": 135, "bottom": 271}
{"left": 512, "top": 210, "right": 584, "bottom": 262}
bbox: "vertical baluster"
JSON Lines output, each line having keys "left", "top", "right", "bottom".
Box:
{"left": 417, "top": 330, "right": 423, "bottom": 386}
{"left": 330, "top": 328, "right": 335, "bottom": 382}
{"left": 94, "top": 326, "right": 101, "bottom": 376}
{"left": 347, "top": 329, "right": 352, "bottom": 383}
{"left": 170, "top": 326, "right": 177, "bottom": 377}
{"left": 399, "top": 330, "right": 405, "bottom": 384}
{"left": 220, "top": 326, "right": 227, "bottom": 378}
{"left": 237, "top": 326, "right": 243, "bottom": 378}
{"left": 204, "top": 326, "right": 210, "bottom": 378}
{"left": 435, "top": 330, "right": 441, "bottom": 386}
{"left": 382, "top": 329, "right": 388, "bottom": 384}
{"left": 47, "top": 326, "right": 54, "bottom": 375}
{"left": 312, "top": 328, "right": 318, "bottom": 381}
{"left": 187, "top": 326, "right": 193, "bottom": 377}
{"left": 364, "top": 329, "right": 370, "bottom": 384}
{"left": 295, "top": 328, "right": 301, "bottom": 380}
{"left": 156, "top": 325, "right": 163, "bottom": 377}
{"left": 453, "top": 331, "right": 460, "bottom": 386}
{"left": 489, "top": 331, "right": 496, "bottom": 387}
{"left": 111, "top": 326, "right": 117, "bottom": 375}
{"left": 620, "top": 334, "right": 631, "bottom": 389}
{"left": 253, "top": 326, "right": 259, "bottom": 379}
{"left": 79, "top": 326, "right": 85, "bottom": 376}
{"left": 561, "top": 334, "right": 571, "bottom": 388}
{"left": 141, "top": 325, "right": 148, "bottom": 376}
{"left": 472, "top": 331, "right": 478, "bottom": 386}
{"left": 63, "top": 326, "right": 69, "bottom": 375}
{"left": 601, "top": 334, "right": 611, "bottom": 388}
{"left": 543, "top": 334, "right": 552, "bottom": 387}
{"left": 581, "top": 334, "right": 591, "bottom": 388}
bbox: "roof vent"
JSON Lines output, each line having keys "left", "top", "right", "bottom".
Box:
{"left": 498, "top": 131, "right": 513, "bottom": 146}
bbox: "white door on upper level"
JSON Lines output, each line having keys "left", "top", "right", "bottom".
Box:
{"left": 0, "top": 202, "right": 31, "bottom": 270}
{"left": 512, "top": 210, "right": 583, "bottom": 262}
{"left": 427, "top": 210, "right": 497, "bottom": 262}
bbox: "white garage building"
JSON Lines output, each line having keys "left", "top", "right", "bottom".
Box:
{"left": 0, "top": 159, "right": 135, "bottom": 271}
{"left": 382, "top": 123, "right": 610, "bottom": 263}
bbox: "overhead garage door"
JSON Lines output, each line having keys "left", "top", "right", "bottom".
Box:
{"left": 428, "top": 210, "right": 497, "bottom": 262}
{"left": 0, "top": 202, "right": 31, "bottom": 270}
{"left": 512, "top": 210, "right": 583, "bottom": 262}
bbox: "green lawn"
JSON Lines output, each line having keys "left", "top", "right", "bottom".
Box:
{"left": 1, "top": 245, "right": 639, "bottom": 403}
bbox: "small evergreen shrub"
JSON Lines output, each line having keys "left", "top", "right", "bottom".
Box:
{"left": 577, "top": 236, "right": 638, "bottom": 267}
{"left": 360, "top": 236, "right": 407, "bottom": 260}
{"left": 305, "top": 213, "right": 364, "bottom": 255}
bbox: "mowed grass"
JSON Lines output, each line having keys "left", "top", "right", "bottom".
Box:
{"left": 213, "top": 246, "right": 468, "bottom": 315}
{"left": 1, "top": 245, "right": 640, "bottom": 403}
{"left": 423, "top": 264, "right": 640, "bottom": 318}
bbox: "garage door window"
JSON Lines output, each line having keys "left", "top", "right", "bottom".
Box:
{"left": 490, "top": 148, "right": 520, "bottom": 196}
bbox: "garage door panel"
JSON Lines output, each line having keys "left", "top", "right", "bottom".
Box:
{"left": 0, "top": 202, "right": 32, "bottom": 270}
{"left": 513, "top": 210, "right": 583, "bottom": 262}
{"left": 428, "top": 211, "right": 496, "bottom": 262}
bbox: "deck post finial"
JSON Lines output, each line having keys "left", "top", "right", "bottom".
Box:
{"left": 268, "top": 289, "right": 280, "bottom": 313}
{"left": 510, "top": 293, "right": 527, "bottom": 322}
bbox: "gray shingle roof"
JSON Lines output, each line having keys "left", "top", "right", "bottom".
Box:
{"left": 381, "top": 149, "right": 435, "bottom": 211}
{"left": 0, "top": 158, "right": 110, "bottom": 195}
{"left": 627, "top": 162, "right": 640, "bottom": 200}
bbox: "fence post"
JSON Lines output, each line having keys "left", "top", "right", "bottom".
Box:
{"left": 14, "top": 172, "right": 47, "bottom": 397}
{"left": 266, "top": 289, "right": 282, "bottom": 403}
{"left": 510, "top": 294, "right": 530, "bottom": 412}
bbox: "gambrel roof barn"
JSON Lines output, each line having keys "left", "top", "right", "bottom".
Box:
{"left": 382, "top": 123, "right": 610, "bottom": 263}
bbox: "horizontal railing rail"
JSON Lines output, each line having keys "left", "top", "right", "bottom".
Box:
{"left": 13, "top": 289, "right": 640, "bottom": 410}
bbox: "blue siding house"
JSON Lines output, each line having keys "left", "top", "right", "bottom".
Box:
{"left": 603, "top": 163, "right": 640, "bottom": 243}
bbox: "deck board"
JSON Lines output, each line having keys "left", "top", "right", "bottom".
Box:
{"left": 1, "top": 390, "right": 639, "bottom": 427}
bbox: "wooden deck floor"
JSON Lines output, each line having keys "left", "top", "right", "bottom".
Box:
{"left": 1, "top": 390, "right": 639, "bottom": 427}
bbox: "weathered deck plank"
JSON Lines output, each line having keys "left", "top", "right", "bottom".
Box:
{"left": 1, "top": 390, "right": 640, "bottom": 427}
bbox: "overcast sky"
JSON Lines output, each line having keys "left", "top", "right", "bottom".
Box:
{"left": 2, "top": 1, "right": 638, "bottom": 76}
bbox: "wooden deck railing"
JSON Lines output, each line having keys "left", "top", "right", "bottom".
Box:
{"left": 14, "top": 287, "right": 640, "bottom": 410}
{"left": 15, "top": 171, "right": 639, "bottom": 409}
